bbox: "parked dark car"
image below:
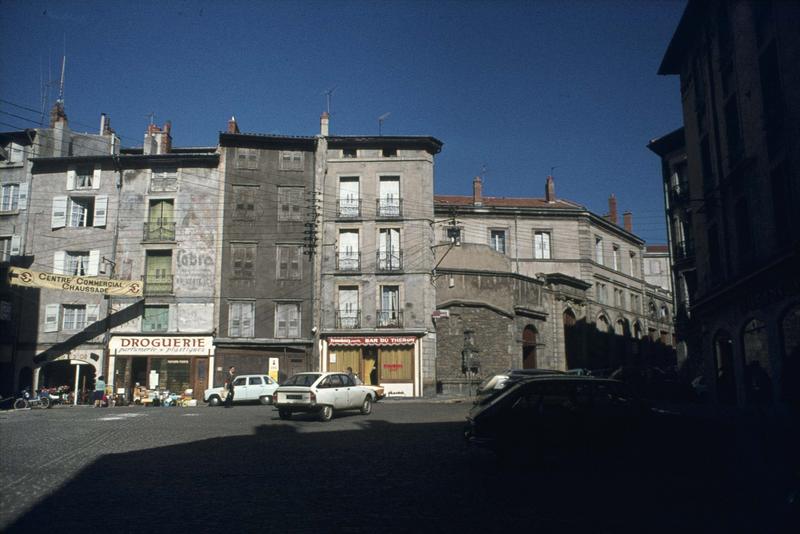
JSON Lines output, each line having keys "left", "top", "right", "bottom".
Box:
{"left": 609, "top": 366, "right": 694, "bottom": 403}
{"left": 474, "top": 368, "right": 564, "bottom": 404}
{"left": 465, "top": 375, "right": 662, "bottom": 463}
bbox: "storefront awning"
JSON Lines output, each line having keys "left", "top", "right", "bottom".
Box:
{"left": 328, "top": 336, "right": 416, "bottom": 347}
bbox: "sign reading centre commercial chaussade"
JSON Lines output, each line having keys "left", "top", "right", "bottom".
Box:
{"left": 109, "top": 336, "right": 215, "bottom": 355}
{"left": 328, "top": 336, "right": 416, "bottom": 346}
{"left": 9, "top": 267, "right": 143, "bottom": 297}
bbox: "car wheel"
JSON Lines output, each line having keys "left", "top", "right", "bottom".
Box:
{"left": 208, "top": 396, "right": 221, "bottom": 407}
{"left": 319, "top": 405, "right": 333, "bottom": 422}
{"left": 278, "top": 408, "right": 292, "bottom": 420}
{"left": 360, "top": 396, "right": 372, "bottom": 415}
{"left": 259, "top": 395, "right": 271, "bottom": 405}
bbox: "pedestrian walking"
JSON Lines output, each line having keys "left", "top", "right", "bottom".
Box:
{"left": 93, "top": 376, "right": 106, "bottom": 408}
{"left": 224, "top": 366, "right": 236, "bottom": 408}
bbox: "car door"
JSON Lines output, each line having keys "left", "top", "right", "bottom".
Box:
{"left": 232, "top": 376, "right": 248, "bottom": 401}
{"left": 330, "top": 374, "right": 349, "bottom": 409}
{"left": 248, "top": 376, "right": 264, "bottom": 400}
{"left": 340, "top": 373, "right": 358, "bottom": 408}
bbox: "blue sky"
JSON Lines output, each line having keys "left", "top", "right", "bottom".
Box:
{"left": 1, "top": 0, "right": 686, "bottom": 243}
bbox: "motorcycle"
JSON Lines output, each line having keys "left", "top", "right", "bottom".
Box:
{"left": 13, "top": 388, "right": 51, "bottom": 410}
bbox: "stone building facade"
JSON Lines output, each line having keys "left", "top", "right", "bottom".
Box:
{"left": 656, "top": 0, "right": 800, "bottom": 407}
{"left": 433, "top": 177, "right": 675, "bottom": 394}
{"left": 214, "top": 120, "right": 317, "bottom": 386}
{"left": 316, "top": 114, "right": 443, "bottom": 397}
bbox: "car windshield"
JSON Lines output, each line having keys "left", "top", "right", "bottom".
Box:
{"left": 284, "top": 373, "right": 321, "bottom": 387}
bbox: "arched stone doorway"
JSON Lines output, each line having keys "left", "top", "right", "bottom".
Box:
{"left": 596, "top": 315, "right": 612, "bottom": 370}
{"left": 780, "top": 304, "right": 800, "bottom": 409}
{"left": 714, "top": 330, "right": 735, "bottom": 404}
{"left": 18, "top": 366, "right": 33, "bottom": 394}
{"left": 522, "top": 325, "right": 538, "bottom": 369}
{"left": 563, "top": 309, "right": 580, "bottom": 369}
{"left": 741, "top": 318, "right": 772, "bottom": 404}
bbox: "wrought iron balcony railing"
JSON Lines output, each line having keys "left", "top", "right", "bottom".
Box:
{"left": 335, "top": 311, "right": 361, "bottom": 329}
{"left": 335, "top": 252, "right": 361, "bottom": 272}
{"left": 377, "top": 309, "right": 403, "bottom": 328}
{"left": 143, "top": 221, "right": 176, "bottom": 241}
{"left": 144, "top": 275, "right": 173, "bottom": 295}
{"left": 376, "top": 198, "right": 403, "bottom": 218}
{"left": 376, "top": 251, "right": 403, "bottom": 272}
{"left": 337, "top": 199, "right": 362, "bottom": 218}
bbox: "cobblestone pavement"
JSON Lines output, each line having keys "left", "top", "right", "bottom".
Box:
{"left": 1, "top": 401, "right": 797, "bottom": 533}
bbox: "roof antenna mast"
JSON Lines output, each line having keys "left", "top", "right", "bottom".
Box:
{"left": 323, "top": 86, "right": 337, "bottom": 114}
{"left": 378, "top": 112, "right": 391, "bottom": 136}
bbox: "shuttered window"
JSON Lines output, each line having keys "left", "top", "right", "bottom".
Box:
{"left": 229, "top": 301, "right": 254, "bottom": 337}
{"left": 277, "top": 187, "right": 304, "bottom": 221}
{"left": 277, "top": 244, "right": 302, "bottom": 280}
{"left": 275, "top": 303, "right": 300, "bottom": 338}
{"left": 231, "top": 243, "right": 256, "bottom": 279}
{"left": 279, "top": 151, "right": 304, "bottom": 171}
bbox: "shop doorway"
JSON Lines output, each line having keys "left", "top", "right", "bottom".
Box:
{"left": 40, "top": 360, "right": 75, "bottom": 388}
{"left": 364, "top": 348, "right": 378, "bottom": 385}
{"left": 131, "top": 357, "right": 148, "bottom": 389}
{"left": 193, "top": 357, "right": 209, "bottom": 398}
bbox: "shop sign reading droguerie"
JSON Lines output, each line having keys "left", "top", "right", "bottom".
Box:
{"left": 109, "top": 336, "right": 215, "bottom": 355}
{"left": 327, "top": 336, "right": 416, "bottom": 347}
{"left": 9, "top": 267, "right": 143, "bottom": 297}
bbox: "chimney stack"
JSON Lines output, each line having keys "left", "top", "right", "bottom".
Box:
{"left": 49, "top": 101, "right": 68, "bottom": 128}
{"left": 545, "top": 175, "right": 556, "bottom": 202}
{"left": 100, "top": 113, "right": 107, "bottom": 135}
{"left": 473, "top": 176, "right": 483, "bottom": 206}
{"left": 320, "top": 112, "right": 330, "bottom": 136}
{"left": 143, "top": 122, "right": 172, "bottom": 155}
{"left": 608, "top": 194, "right": 618, "bottom": 225}
{"left": 227, "top": 116, "right": 240, "bottom": 134}
{"left": 623, "top": 211, "right": 633, "bottom": 233}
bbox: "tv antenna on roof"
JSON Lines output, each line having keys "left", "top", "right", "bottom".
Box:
{"left": 378, "top": 112, "right": 391, "bottom": 136}
{"left": 146, "top": 112, "right": 156, "bottom": 125}
{"left": 323, "top": 86, "right": 337, "bottom": 114}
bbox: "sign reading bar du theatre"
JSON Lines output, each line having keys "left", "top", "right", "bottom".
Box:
{"left": 109, "top": 336, "right": 215, "bottom": 355}
{"left": 328, "top": 336, "right": 416, "bottom": 347}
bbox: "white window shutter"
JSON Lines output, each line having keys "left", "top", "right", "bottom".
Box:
{"left": 88, "top": 250, "right": 100, "bottom": 276}
{"left": 18, "top": 183, "right": 28, "bottom": 210}
{"left": 86, "top": 304, "right": 100, "bottom": 324}
{"left": 44, "top": 304, "right": 60, "bottom": 332}
{"left": 10, "top": 235, "right": 21, "bottom": 256}
{"left": 93, "top": 195, "right": 108, "bottom": 227}
{"left": 66, "top": 170, "right": 76, "bottom": 190}
{"left": 53, "top": 251, "right": 66, "bottom": 274}
{"left": 52, "top": 196, "right": 67, "bottom": 228}
{"left": 92, "top": 168, "right": 102, "bottom": 189}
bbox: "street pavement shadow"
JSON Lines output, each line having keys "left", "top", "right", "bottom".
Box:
{"left": 5, "top": 417, "right": 798, "bottom": 533}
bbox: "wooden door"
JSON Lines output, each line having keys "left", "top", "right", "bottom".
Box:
{"left": 193, "top": 357, "right": 208, "bottom": 400}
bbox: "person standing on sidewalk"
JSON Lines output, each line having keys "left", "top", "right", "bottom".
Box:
{"left": 224, "top": 366, "right": 236, "bottom": 408}
{"left": 93, "top": 376, "right": 106, "bottom": 408}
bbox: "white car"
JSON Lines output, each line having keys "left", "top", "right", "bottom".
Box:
{"left": 204, "top": 374, "right": 279, "bottom": 406}
{"left": 272, "top": 372, "right": 376, "bottom": 421}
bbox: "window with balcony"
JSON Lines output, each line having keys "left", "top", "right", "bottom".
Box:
{"left": 338, "top": 177, "right": 360, "bottom": 218}
{"left": 231, "top": 243, "right": 256, "bottom": 279}
{"left": 337, "top": 286, "right": 360, "bottom": 329}
{"left": 378, "top": 176, "right": 401, "bottom": 217}
{"left": 145, "top": 251, "right": 172, "bottom": 295}
{"left": 378, "top": 228, "right": 402, "bottom": 271}
{"left": 490, "top": 229, "right": 506, "bottom": 254}
{"left": 145, "top": 199, "right": 175, "bottom": 241}
{"left": 275, "top": 302, "right": 300, "bottom": 338}
{"left": 277, "top": 244, "right": 302, "bottom": 280}
{"left": 142, "top": 305, "right": 169, "bottom": 332}
{"left": 277, "top": 186, "right": 304, "bottom": 221}
{"left": 229, "top": 301, "right": 255, "bottom": 338}
{"left": 378, "top": 286, "right": 401, "bottom": 328}
{"left": 337, "top": 229, "right": 360, "bottom": 271}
